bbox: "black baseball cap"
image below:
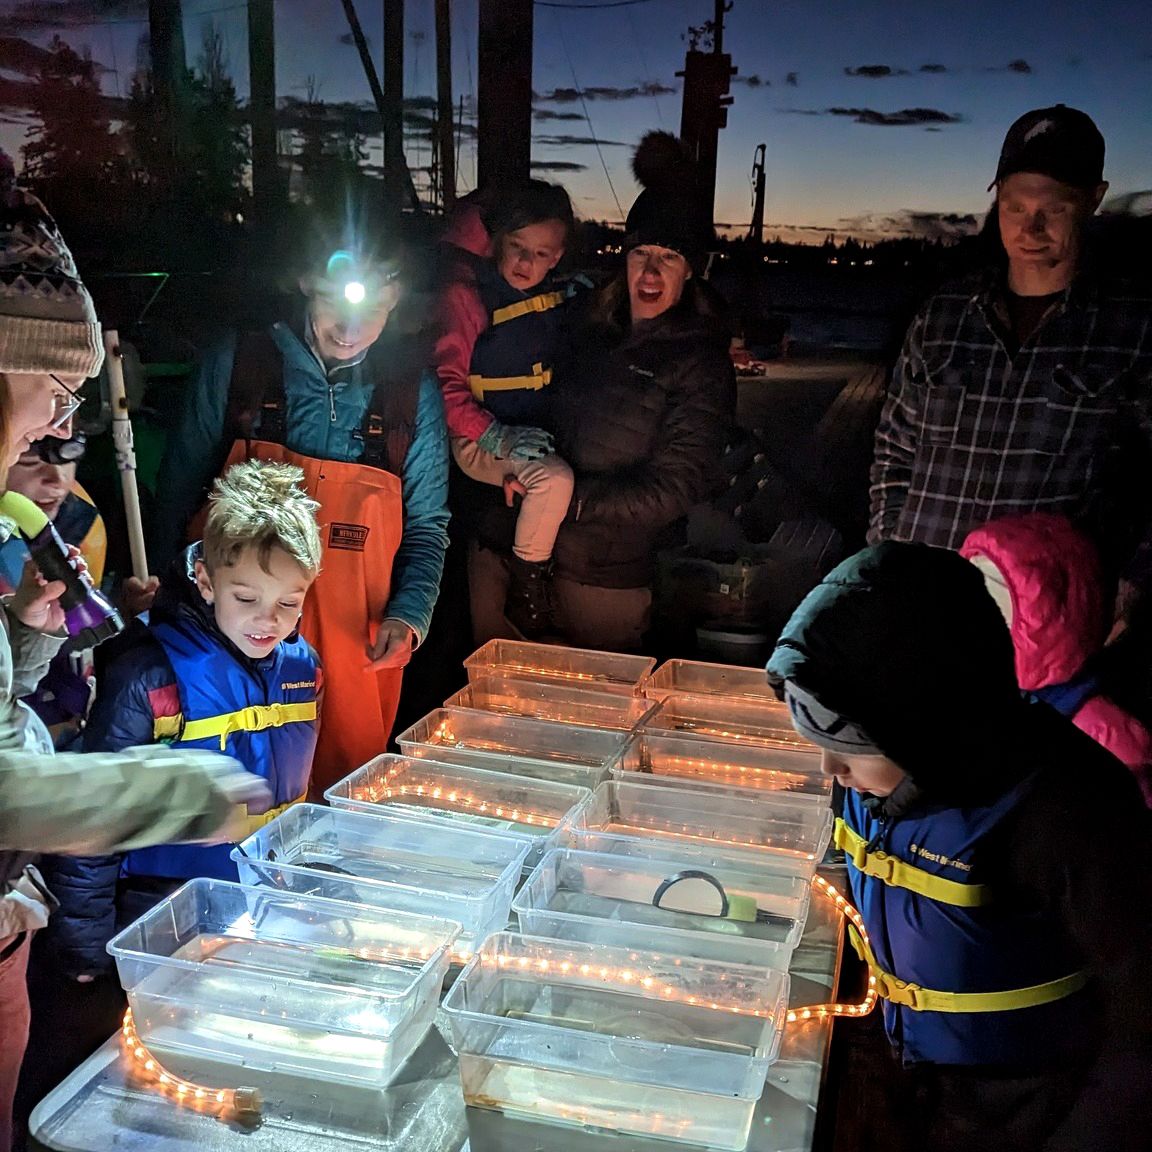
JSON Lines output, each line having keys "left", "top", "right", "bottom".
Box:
{"left": 989, "top": 105, "right": 1105, "bottom": 191}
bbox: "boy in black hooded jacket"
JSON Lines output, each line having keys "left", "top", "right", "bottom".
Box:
{"left": 766, "top": 542, "right": 1152, "bottom": 1152}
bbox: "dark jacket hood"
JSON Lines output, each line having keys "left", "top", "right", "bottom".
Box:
{"left": 767, "top": 542, "right": 1032, "bottom": 807}
{"left": 151, "top": 543, "right": 218, "bottom": 632}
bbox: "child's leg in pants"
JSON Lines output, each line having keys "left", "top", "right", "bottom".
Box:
{"left": 507, "top": 454, "right": 574, "bottom": 563}
{"left": 451, "top": 438, "right": 574, "bottom": 562}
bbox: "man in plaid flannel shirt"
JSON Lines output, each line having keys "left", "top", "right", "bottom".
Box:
{"left": 869, "top": 106, "right": 1152, "bottom": 636}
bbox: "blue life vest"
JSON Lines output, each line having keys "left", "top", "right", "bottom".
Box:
{"left": 841, "top": 778, "right": 1088, "bottom": 1066}
{"left": 468, "top": 271, "right": 572, "bottom": 428}
{"left": 120, "top": 619, "right": 319, "bottom": 882}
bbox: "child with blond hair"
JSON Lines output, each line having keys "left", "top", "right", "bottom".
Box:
{"left": 40, "top": 459, "right": 324, "bottom": 975}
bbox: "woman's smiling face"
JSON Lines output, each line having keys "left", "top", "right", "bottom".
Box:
{"left": 3, "top": 372, "right": 81, "bottom": 467}
{"left": 626, "top": 245, "right": 692, "bottom": 323}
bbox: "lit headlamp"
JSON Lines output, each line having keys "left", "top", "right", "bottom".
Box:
{"left": 28, "top": 432, "right": 87, "bottom": 466}
{"left": 318, "top": 249, "right": 400, "bottom": 308}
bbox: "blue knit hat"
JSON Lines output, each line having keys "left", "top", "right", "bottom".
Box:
{"left": 0, "top": 160, "right": 103, "bottom": 377}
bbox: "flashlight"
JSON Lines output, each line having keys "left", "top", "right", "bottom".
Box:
{"left": 343, "top": 280, "right": 366, "bottom": 305}
{"left": 0, "top": 490, "right": 124, "bottom": 648}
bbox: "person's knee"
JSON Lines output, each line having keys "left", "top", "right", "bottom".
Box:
{"left": 519, "top": 453, "right": 574, "bottom": 497}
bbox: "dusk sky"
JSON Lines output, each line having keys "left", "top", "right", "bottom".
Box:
{"left": 1, "top": 0, "right": 1151, "bottom": 241}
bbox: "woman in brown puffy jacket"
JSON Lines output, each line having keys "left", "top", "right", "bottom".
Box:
{"left": 548, "top": 192, "right": 736, "bottom": 652}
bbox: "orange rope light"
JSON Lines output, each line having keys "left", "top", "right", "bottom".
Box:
{"left": 785, "top": 874, "right": 877, "bottom": 1024}
{"left": 120, "top": 1009, "right": 263, "bottom": 1117}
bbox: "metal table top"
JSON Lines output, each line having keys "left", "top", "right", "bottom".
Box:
{"left": 31, "top": 869, "right": 846, "bottom": 1152}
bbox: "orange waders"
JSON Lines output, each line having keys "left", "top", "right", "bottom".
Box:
{"left": 215, "top": 438, "right": 405, "bottom": 797}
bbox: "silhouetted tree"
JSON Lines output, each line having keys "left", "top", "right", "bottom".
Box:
{"left": 21, "top": 36, "right": 123, "bottom": 218}
{"left": 286, "top": 78, "right": 371, "bottom": 210}
{"left": 187, "top": 24, "right": 248, "bottom": 223}
{"left": 120, "top": 22, "right": 247, "bottom": 262}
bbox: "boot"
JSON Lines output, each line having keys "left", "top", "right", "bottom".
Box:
{"left": 505, "top": 555, "right": 555, "bottom": 641}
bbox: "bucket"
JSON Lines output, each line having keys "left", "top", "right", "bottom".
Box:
{"left": 694, "top": 627, "right": 771, "bottom": 667}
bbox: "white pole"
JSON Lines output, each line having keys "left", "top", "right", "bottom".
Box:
{"left": 103, "top": 330, "right": 149, "bottom": 582}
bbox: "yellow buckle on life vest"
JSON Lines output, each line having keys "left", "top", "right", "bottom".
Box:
{"left": 237, "top": 792, "right": 307, "bottom": 839}
{"left": 156, "top": 701, "right": 317, "bottom": 750}
{"left": 490, "top": 291, "right": 565, "bottom": 326}
{"left": 848, "top": 925, "right": 1086, "bottom": 1014}
{"left": 468, "top": 363, "right": 553, "bottom": 401}
{"left": 834, "top": 817, "right": 991, "bottom": 908}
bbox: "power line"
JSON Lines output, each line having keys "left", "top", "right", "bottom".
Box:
{"left": 552, "top": 9, "right": 624, "bottom": 221}
{"left": 536, "top": 0, "right": 666, "bottom": 9}
{"left": 625, "top": 4, "right": 664, "bottom": 126}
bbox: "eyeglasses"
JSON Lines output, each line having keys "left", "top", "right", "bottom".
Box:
{"left": 48, "top": 374, "right": 84, "bottom": 430}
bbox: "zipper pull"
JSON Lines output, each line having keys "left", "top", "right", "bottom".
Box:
{"left": 863, "top": 799, "right": 889, "bottom": 854}
{"left": 328, "top": 385, "right": 336, "bottom": 424}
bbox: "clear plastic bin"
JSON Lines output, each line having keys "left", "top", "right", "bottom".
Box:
{"left": 513, "top": 848, "right": 810, "bottom": 970}
{"left": 463, "top": 639, "right": 655, "bottom": 696}
{"left": 642, "top": 691, "right": 815, "bottom": 751}
{"left": 445, "top": 675, "right": 657, "bottom": 731}
{"left": 106, "top": 878, "right": 459, "bottom": 1089}
{"left": 614, "top": 731, "right": 831, "bottom": 802}
{"left": 442, "top": 932, "right": 789, "bottom": 1150}
{"left": 564, "top": 780, "right": 833, "bottom": 877}
{"left": 641, "top": 659, "right": 779, "bottom": 702}
{"left": 324, "top": 755, "right": 590, "bottom": 871}
{"left": 231, "top": 804, "right": 528, "bottom": 956}
{"left": 396, "top": 708, "right": 627, "bottom": 790}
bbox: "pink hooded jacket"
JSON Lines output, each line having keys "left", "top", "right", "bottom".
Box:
{"left": 961, "top": 513, "right": 1152, "bottom": 803}
{"left": 433, "top": 202, "right": 500, "bottom": 442}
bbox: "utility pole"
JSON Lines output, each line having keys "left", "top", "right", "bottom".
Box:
{"left": 477, "top": 0, "right": 533, "bottom": 189}
{"left": 435, "top": 0, "right": 456, "bottom": 210}
{"left": 677, "top": 0, "right": 735, "bottom": 230}
{"left": 247, "top": 0, "right": 279, "bottom": 237}
{"left": 336, "top": 0, "right": 418, "bottom": 214}
{"left": 148, "top": 0, "right": 186, "bottom": 99}
{"left": 382, "top": 0, "right": 408, "bottom": 214}
{"left": 749, "top": 142, "right": 766, "bottom": 247}
{"left": 147, "top": 0, "right": 186, "bottom": 187}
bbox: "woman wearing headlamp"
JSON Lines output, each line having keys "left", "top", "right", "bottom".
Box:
{"left": 2, "top": 435, "right": 104, "bottom": 586}
{"left": 152, "top": 217, "right": 450, "bottom": 796}
{"left": 0, "top": 433, "right": 105, "bottom": 743}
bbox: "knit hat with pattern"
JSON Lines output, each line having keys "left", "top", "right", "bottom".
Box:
{"left": 0, "top": 165, "right": 103, "bottom": 377}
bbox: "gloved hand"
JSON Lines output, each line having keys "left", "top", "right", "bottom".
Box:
{"left": 476, "top": 420, "right": 555, "bottom": 462}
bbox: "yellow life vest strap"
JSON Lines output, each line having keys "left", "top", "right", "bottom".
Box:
{"left": 468, "top": 363, "right": 552, "bottom": 401}
{"left": 834, "top": 817, "right": 991, "bottom": 908}
{"left": 153, "top": 701, "right": 317, "bottom": 751}
{"left": 491, "top": 291, "right": 565, "bottom": 326}
{"left": 235, "top": 792, "right": 307, "bottom": 839}
{"left": 848, "top": 925, "right": 1086, "bottom": 1014}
